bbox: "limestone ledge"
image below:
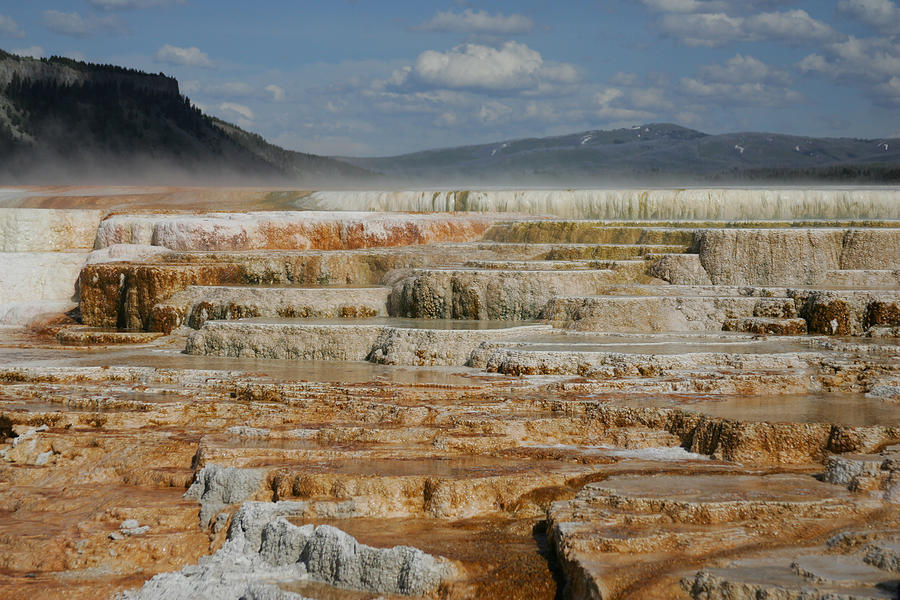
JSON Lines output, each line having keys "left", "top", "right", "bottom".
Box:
{"left": 303, "top": 189, "right": 900, "bottom": 220}
{"left": 185, "top": 320, "right": 552, "bottom": 366}
{"left": 95, "top": 211, "right": 497, "bottom": 252}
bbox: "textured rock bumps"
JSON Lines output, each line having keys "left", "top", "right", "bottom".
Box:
{"left": 121, "top": 500, "right": 452, "bottom": 600}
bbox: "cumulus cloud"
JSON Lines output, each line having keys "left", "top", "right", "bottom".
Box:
{"left": 0, "top": 14, "right": 25, "bottom": 38}
{"left": 390, "top": 41, "right": 578, "bottom": 92}
{"left": 798, "top": 36, "right": 900, "bottom": 81}
{"left": 798, "top": 36, "right": 900, "bottom": 106}
{"left": 183, "top": 80, "right": 253, "bottom": 96}
{"left": 838, "top": 0, "right": 900, "bottom": 36}
{"left": 12, "top": 46, "right": 44, "bottom": 59}
{"left": 659, "top": 9, "right": 839, "bottom": 46}
{"left": 681, "top": 54, "right": 802, "bottom": 106}
{"left": 415, "top": 9, "right": 533, "bottom": 34}
{"left": 696, "top": 53, "right": 791, "bottom": 84}
{"left": 219, "top": 102, "right": 254, "bottom": 120}
{"left": 265, "top": 84, "right": 286, "bottom": 101}
{"left": 155, "top": 44, "right": 215, "bottom": 68}
{"left": 874, "top": 76, "right": 900, "bottom": 106}
{"left": 643, "top": 0, "right": 801, "bottom": 13}
{"left": 42, "top": 10, "right": 124, "bottom": 37}
{"left": 641, "top": 0, "right": 727, "bottom": 12}
{"left": 89, "top": 0, "right": 184, "bottom": 8}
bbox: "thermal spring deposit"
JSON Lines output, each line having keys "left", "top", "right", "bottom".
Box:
{"left": 1, "top": 186, "right": 900, "bottom": 600}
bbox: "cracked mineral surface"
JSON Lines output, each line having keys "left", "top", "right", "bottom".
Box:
{"left": 1, "top": 186, "right": 899, "bottom": 599}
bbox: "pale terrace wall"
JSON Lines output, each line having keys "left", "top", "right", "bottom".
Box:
{"left": 302, "top": 189, "right": 900, "bottom": 220}
{"left": 0, "top": 208, "right": 104, "bottom": 326}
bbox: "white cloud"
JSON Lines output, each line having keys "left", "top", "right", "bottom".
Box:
{"left": 641, "top": 0, "right": 727, "bottom": 12}
{"left": 155, "top": 44, "right": 215, "bottom": 68}
{"left": 630, "top": 87, "right": 673, "bottom": 110}
{"left": 838, "top": 0, "right": 900, "bottom": 36}
{"left": 681, "top": 54, "right": 802, "bottom": 106}
{"left": 183, "top": 80, "right": 253, "bottom": 96}
{"left": 610, "top": 72, "right": 640, "bottom": 86}
{"left": 659, "top": 9, "right": 840, "bottom": 46}
{"left": 219, "top": 102, "right": 254, "bottom": 120}
{"left": 643, "top": 0, "right": 802, "bottom": 13}
{"left": 874, "top": 76, "right": 900, "bottom": 105}
{"left": 798, "top": 36, "right": 900, "bottom": 81}
{"left": 0, "top": 14, "right": 25, "bottom": 38}
{"left": 89, "top": 0, "right": 184, "bottom": 9}
{"left": 594, "top": 88, "right": 624, "bottom": 106}
{"left": 697, "top": 53, "right": 791, "bottom": 85}
{"left": 798, "top": 36, "right": 900, "bottom": 106}
{"left": 12, "top": 46, "right": 44, "bottom": 59}
{"left": 392, "top": 41, "right": 578, "bottom": 92}
{"left": 265, "top": 84, "right": 286, "bottom": 101}
{"left": 415, "top": 9, "right": 533, "bottom": 34}
{"left": 42, "top": 10, "right": 124, "bottom": 37}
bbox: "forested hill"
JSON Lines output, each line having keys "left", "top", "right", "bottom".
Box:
{"left": 0, "top": 50, "right": 371, "bottom": 184}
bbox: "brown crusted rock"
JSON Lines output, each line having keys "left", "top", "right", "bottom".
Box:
{"left": 805, "top": 296, "right": 854, "bottom": 336}
{"left": 722, "top": 317, "right": 807, "bottom": 335}
{"left": 647, "top": 253, "right": 712, "bottom": 285}
{"left": 865, "top": 300, "right": 900, "bottom": 329}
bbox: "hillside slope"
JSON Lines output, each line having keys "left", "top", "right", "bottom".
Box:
{"left": 0, "top": 50, "right": 370, "bottom": 184}
{"left": 341, "top": 123, "right": 900, "bottom": 183}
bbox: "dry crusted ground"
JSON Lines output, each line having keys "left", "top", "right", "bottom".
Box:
{"left": 1, "top": 327, "right": 899, "bottom": 600}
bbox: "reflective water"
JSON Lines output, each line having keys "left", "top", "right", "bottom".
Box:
{"left": 603, "top": 393, "right": 900, "bottom": 426}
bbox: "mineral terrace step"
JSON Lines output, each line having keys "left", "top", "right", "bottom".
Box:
{"left": 468, "top": 336, "right": 822, "bottom": 376}
{"left": 548, "top": 472, "right": 866, "bottom": 600}
{"left": 94, "top": 211, "right": 497, "bottom": 251}
{"left": 388, "top": 267, "right": 656, "bottom": 321}
{"left": 541, "top": 244, "right": 689, "bottom": 260}
{"left": 542, "top": 294, "right": 768, "bottom": 332}
{"left": 685, "top": 557, "right": 898, "bottom": 600}
{"left": 825, "top": 270, "right": 900, "bottom": 290}
{"left": 184, "top": 318, "right": 552, "bottom": 365}
{"left": 485, "top": 222, "right": 698, "bottom": 245}
{"left": 151, "top": 285, "right": 391, "bottom": 332}
{"left": 723, "top": 316, "right": 808, "bottom": 335}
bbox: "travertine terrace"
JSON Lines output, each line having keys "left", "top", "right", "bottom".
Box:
{"left": 1, "top": 186, "right": 899, "bottom": 600}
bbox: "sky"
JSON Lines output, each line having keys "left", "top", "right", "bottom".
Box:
{"left": 0, "top": 1, "right": 898, "bottom": 156}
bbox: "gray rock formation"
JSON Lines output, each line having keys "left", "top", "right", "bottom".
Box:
{"left": 119, "top": 500, "right": 453, "bottom": 600}
{"left": 184, "top": 464, "right": 267, "bottom": 527}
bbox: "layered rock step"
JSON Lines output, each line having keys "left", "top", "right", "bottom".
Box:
{"left": 152, "top": 285, "right": 391, "bottom": 331}
{"left": 80, "top": 242, "right": 599, "bottom": 330}
{"left": 543, "top": 295, "right": 773, "bottom": 332}
{"left": 388, "top": 267, "right": 658, "bottom": 321}
{"left": 94, "top": 211, "right": 498, "bottom": 251}
{"left": 485, "top": 221, "right": 698, "bottom": 245}
{"left": 547, "top": 472, "right": 876, "bottom": 600}
{"left": 683, "top": 541, "right": 900, "bottom": 600}
{"left": 185, "top": 318, "right": 551, "bottom": 366}
{"left": 542, "top": 290, "right": 900, "bottom": 335}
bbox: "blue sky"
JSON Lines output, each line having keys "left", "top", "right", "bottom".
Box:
{"left": 0, "top": 1, "right": 898, "bottom": 156}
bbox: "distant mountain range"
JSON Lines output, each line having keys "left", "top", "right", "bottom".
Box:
{"left": 0, "top": 50, "right": 896, "bottom": 185}
{"left": 0, "top": 50, "right": 370, "bottom": 184}
{"left": 339, "top": 123, "right": 900, "bottom": 184}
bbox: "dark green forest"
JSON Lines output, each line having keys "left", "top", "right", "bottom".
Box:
{"left": 0, "top": 53, "right": 369, "bottom": 183}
